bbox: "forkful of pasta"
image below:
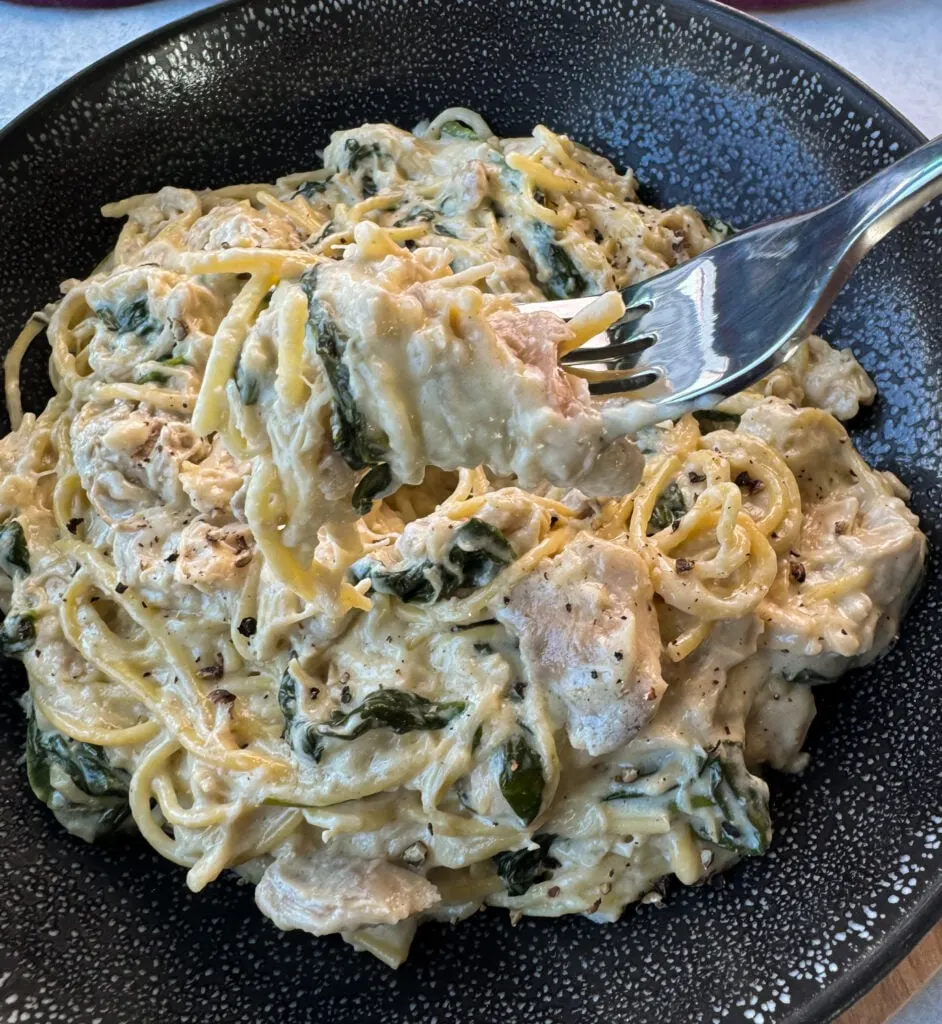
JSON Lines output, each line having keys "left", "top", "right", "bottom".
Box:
{"left": 523, "top": 133, "right": 942, "bottom": 428}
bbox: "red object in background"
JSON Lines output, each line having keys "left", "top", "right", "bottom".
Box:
{"left": 725, "top": 0, "right": 832, "bottom": 7}
{"left": 10, "top": 0, "right": 153, "bottom": 7}
{"left": 11, "top": 0, "right": 836, "bottom": 7}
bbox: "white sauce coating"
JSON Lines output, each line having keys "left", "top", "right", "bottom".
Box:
{"left": 0, "top": 111, "right": 925, "bottom": 968}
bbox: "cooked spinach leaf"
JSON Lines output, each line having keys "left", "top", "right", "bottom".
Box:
{"left": 351, "top": 462, "right": 392, "bottom": 515}
{"left": 0, "top": 611, "right": 35, "bottom": 656}
{"left": 604, "top": 741, "right": 771, "bottom": 857}
{"left": 26, "top": 711, "right": 133, "bottom": 842}
{"left": 499, "top": 733, "right": 544, "bottom": 825}
{"left": 439, "top": 119, "right": 480, "bottom": 141}
{"left": 95, "top": 297, "right": 160, "bottom": 338}
{"left": 158, "top": 354, "right": 190, "bottom": 367}
{"left": 350, "top": 519, "right": 515, "bottom": 603}
{"left": 687, "top": 743, "right": 771, "bottom": 855}
{"left": 135, "top": 370, "right": 168, "bottom": 386}
{"left": 301, "top": 270, "right": 388, "bottom": 471}
{"left": 692, "top": 409, "right": 741, "bottom": 433}
{"left": 447, "top": 519, "right": 515, "bottom": 588}
{"left": 432, "top": 224, "right": 458, "bottom": 238}
{"left": 647, "top": 481, "right": 687, "bottom": 535}
{"left": 701, "top": 214, "right": 737, "bottom": 238}
{"left": 494, "top": 833, "right": 556, "bottom": 896}
{"left": 393, "top": 206, "right": 436, "bottom": 227}
{"left": 352, "top": 560, "right": 439, "bottom": 603}
{"left": 235, "top": 357, "right": 261, "bottom": 405}
{"left": 522, "top": 221, "right": 589, "bottom": 300}
{"left": 343, "top": 139, "right": 382, "bottom": 171}
{"left": 0, "top": 520, "right": 29, "bottom": 576}
{"left": 342, "top": 140, "right": 384, "bottom": 199}
{"left": 278, "top": 669, "right": 323, "bottom": 763}
{"left": 319, "top": 688, "right": 465, "bottom": 741}
{"left": 293, "top": 176, "right": 332, "bottom": 200}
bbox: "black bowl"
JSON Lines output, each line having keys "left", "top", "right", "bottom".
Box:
{"left": 1, "top": 1, "right": 940, "bottom": 1021}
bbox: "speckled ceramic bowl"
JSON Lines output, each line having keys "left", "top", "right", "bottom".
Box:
{"left": 0, "top": 1, "right": 940, "bottom": 1021}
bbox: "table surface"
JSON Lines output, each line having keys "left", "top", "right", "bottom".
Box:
{"left": 1, "top": 0, "right": 940, "bottom": 1019}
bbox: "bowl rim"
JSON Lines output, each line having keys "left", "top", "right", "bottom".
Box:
{"left": 0, "top": 1, "right": 936, "bottom": 1021}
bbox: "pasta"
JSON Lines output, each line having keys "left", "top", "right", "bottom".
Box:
{"left": 0, "top": 109, "right": 925, "bottom": 967}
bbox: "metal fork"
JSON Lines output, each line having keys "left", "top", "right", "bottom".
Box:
{"left": 519, "top": 135, "right": 942, "bottom": 427}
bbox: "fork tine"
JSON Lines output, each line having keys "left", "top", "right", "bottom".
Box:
{"left": 588, "top": 368, "right": 660, "bottom": 395}
{"left": 559, "top": 335, "right": 654, "bottom": 366}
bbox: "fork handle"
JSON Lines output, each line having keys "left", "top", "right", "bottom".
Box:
{"left": 836, "top": 134, "right": 942, "bottom": 255}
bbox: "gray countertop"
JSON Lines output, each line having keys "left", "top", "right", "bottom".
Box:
{"left": 0, "top": 0, "right": 939, "bottom": 1019}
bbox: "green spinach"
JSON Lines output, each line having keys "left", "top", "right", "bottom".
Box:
{"left": 605, "top": 741, "right": 771, "bottom": 857}
{"left": 522, "top": 221, "right": 589, "bottom": 300}
{"left": 692, "top": 409, "right": 741, "bottom": 433}
{"left": 135, "top": 370, "right": 169, "bottom": 386}
{"left": 235, "top": 357, "right": 261, "bottom": 405}
{"left": 647, "top": 481, "right": 687, "bottom": 535}
{"left": 393, "top": 206, "right": 437, "bottom": 227}
{"left": 498, "top": 732, "right": 544, "bottom": 825}
{"left": 350, "top": 519, "right": 515, "bottom": 603}
{"left": 293, "top": 177, "right": 332, "bottom": 200}
{"left": 26, "top": 711, "right": 133, "bottom": 842}
{"left": 278, "top": 669, "right": 323, "bottom": 763}
{"left": 342, "top": 140, "right": 384, "bottom": 199}
{"left": 301, "top": 270, "right": 388, "bottom": 471}
{"left": 319, "top": 688, "right": 465, "bottom": 741}
{"left": 0, "top": 520, "right": 29, "bottom": 577}
{"left": 351, "top": 463, "right": 392, "bottom": 515}
{"left": 95, "top": 297, "right": 160, "bottom": 338}
{"left": 494, "top": 833, "right": 557, "bottom": 896}
{"left": 0, "top": 611, "right": 35, "bottom": 656}
{"left": 439, "top": 120, "right": 480, "bottom": 141}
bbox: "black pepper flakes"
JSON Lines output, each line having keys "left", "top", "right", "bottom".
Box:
{"left": 675, "top": 558, "right": 695, "bottom": 574}
{"left": 66, "top": 517, "right": 83, "bottom": 535}
{"left": 835, "top": 520, "right": 849, "bottom": 536}
{"left": 340, "top": 684, "right": 352, "bottom": 704}
{"left": 309, "top": 687, "right": 320, "bottom": 700}
{"left": 198, "top": 659, "right": 224, "bottom": 681}
{"left": 735, "top": 470, "right": 763, "bottom": 494}
{"left": 565, "top": 602, "right": 573, "bottom": 613}
{"left": 208, "top": 688, "right": 236, "bottom": 707}
{"left": 688, "top": 471, "right": 705, "bottom": 484}
{"left": 614, "top": 651, "right": 623, "bottom": 662}
{"left": 547, "top": 886, "right": 561, "bottom": 898}
{"left": 237, "top": 617, "right": 258, "bottom": 637}
{"left": 114, "top": 582, "right": 128, "bottom": 594}
{"left": 165, "top": 552, "right": 179, "bottom": 564}
{"left": 789, "top": 561, "right": 806, "bottom": 584}
{"left": 590, "top": 670, "right": 599, "bottom": 679}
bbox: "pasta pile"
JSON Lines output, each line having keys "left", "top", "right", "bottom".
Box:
{"left": 0, "top": 109, "right": 924, "bottom": 966}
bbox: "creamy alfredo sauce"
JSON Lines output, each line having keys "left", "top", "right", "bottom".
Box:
{"left": 0, "top": 109, "right": 925, "bottom": 967}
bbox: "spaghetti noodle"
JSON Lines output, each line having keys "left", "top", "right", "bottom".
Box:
{"left": 0, "top": 111, "right": 925, "bottom": 966}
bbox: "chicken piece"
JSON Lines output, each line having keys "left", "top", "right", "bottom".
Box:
{"left": 71, "top": 402, "right": 209, "bottom": 522}
{"left": 187, "top": 200, "right": 302, "bottom": 251}
{"left": 496, "top": 533, "right": 665, "bottom": 755}
{"left": 313, "top": 231, "right": 643, "bottom": 500}
{"left": 174, "top": 521, "right": 253, "bottom": 593}
{"left": 741, "top": 399, "right": 925, "bottom": 678}
{"left": 255, "top": 847, "right": 440, "bottom": 936}
{"left": 792, "top": 335, "right": 876, "bottom": 420}
{"left": 178, "top": 435, "right": 246, "bottom": 516}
